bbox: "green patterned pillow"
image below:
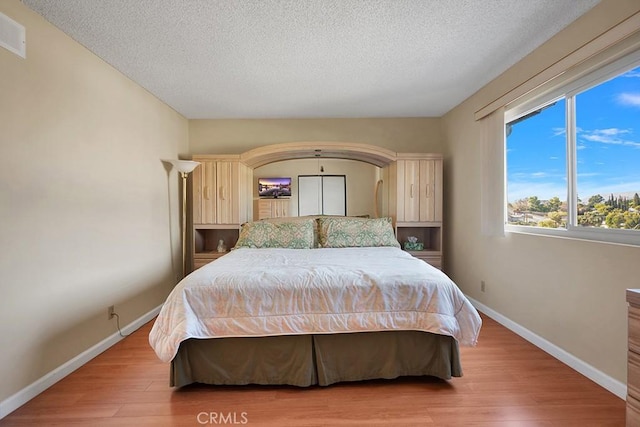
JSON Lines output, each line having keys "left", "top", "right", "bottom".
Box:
{"left": 260, "top": 215, "right": 320, "bottom": 248}
{"left": 234, "top": 219, "right": 315, "bottom": 249}
{"left": 317, "top": 217, "right": 400, "bottom": 248}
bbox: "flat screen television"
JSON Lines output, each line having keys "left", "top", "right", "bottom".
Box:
{"left": 258, "top": 177, "right": 292, "bottom": 198}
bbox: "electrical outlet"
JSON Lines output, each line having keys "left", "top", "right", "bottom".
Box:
{"left": 108, "top": 305, "right": 115, "bottom": 320}
{"left": 481, "top": 281, "right": 486, "bottom": 292}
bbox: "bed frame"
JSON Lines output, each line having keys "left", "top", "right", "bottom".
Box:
{"left": 170, "top": 330, "right": 461, "bottom": 387}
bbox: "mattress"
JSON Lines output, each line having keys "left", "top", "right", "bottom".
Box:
{"left": 149, "top": 246, "right": 481, "bottom": 363}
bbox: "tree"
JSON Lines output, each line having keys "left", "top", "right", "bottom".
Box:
{"left": 588, "top": 194, "right": 604, "bottom": 209}
{"left": 634, "top": 193, "right": 640, "bottom": 208}
{"left": 624, "top": 210, "right": 640, "bottom": 229}
{"left": 578, "top": 210, "right": 603, "bottom": 227}
{"left": 595, "top": 202, "right": 612, "bottom": 216}
{"left": 510, "top": 198, "right": 531, "bottom": 223}
{"left": 511, "top": 198, "right": 529, "bottom": 213}
{"left": 528, "top": 196, "right": 545, "bottom": 212}
{"left": 605, "top": 209, "right": 625, "bottom": 229}
{"left": 509, "top": 199, "right": 529, "bottom": 213}
{"left": 538, "top": 219, "right": 559, "bottom": 228}
{"left": 618, "top": 195, "right": 629, "bottom": 211}
{"left": 548, "top": 211, "right": 565, "bottom": 227}
{"left": 546, "top": 196, "right": 562, "bottom": 212}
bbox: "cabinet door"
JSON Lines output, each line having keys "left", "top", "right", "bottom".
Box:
{"left": 322, "top": 176, "right": 347, "bottom": 216}
{"left": 398, "top": 159, "right": 442, "bottom": 223}
{"left": 402, "top": 160, "right": 421, "bottom": 222}
{"left": 282, "top": 199, "right": 290, "bottom": 217}
{"left": 298, "top": 176, "right": 323, "bottom": 216}
{"left": 274, "top": 199, "right": 290, "bottom": 218}
{"left": 193, "top": 159, "right": 252, "bottom": 225}
{"left": 298, "top": 175, "right": 346, "bottom": 216}
{"left": 216, "top": 161, "right": 239, "bottom": 224}
{"left": 192, "top": 160, "right": 216, "bottom": 224}
{"left": 420, "top": 159, "right": 443, "bottom": 222}
{"left": 257, "top": 199, "right": 290, "bottom": 219}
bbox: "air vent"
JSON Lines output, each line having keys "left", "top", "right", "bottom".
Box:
{"left": 0, "top": 11, "right": 25, "bottom": 58}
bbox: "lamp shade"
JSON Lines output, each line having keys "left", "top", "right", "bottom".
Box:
{"left": 166, "top": 159, "right": 200, "bottom": 174}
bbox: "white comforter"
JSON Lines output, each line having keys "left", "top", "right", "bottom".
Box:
{"left": 149, "top": 247, "right": 482, "bottom": 363}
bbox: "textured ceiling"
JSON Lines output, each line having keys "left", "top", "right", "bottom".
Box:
{"left": 23, "top": 0, "right": 600, "bottom": 119}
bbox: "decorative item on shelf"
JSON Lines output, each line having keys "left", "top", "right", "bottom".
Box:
{"left": 217, "top": 239, "right": 227, "bottom": 253}
{"left": 164, "top": 159, "right": 200, "bottom": 278}
{"left": 403, "top": 236, "right": 424, "bottom": 251}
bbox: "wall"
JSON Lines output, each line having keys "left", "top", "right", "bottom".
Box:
{"left": 0, "top": 0, "right": 188, "bottom": 405}
{"left": 442, "top": 0, "right": 640, "bottom": 385}
{"left": 254, "top": 159, "right": 380, "bottom": 218}
{"left": 189, "top": 118, "right": 444, "bottom": 154}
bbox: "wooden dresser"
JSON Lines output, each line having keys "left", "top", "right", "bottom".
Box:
{"left": 627, "top": 289, "right": 640, "bottom": 425}
{"left": 257, "top": 198, "right": 290, "bottom": 220}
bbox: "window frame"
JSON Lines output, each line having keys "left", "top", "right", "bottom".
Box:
{"left": 504, "top": 49, "right": 640, "bottom": 247}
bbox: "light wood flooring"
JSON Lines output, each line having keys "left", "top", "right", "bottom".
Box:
{"left": 0, "top": 313, "right": 625, "bottom": 426}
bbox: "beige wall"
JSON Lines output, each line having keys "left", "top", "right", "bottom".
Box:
{"left": 189, "top": 118, "right": 444, "bottom": 154}
{"left": 0, "top": 0, "right": 188, "bottom": 403}
{"left": 442, "top": 0, "right": 640, "bottom": 384}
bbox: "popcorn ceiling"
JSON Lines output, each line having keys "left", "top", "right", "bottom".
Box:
{"left": 24, "top": 0, "right": 599, "bottom": 119}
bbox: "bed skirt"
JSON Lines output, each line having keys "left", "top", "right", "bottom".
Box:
{"left": 170, "top": 330, "right": 461, "bottom": 387}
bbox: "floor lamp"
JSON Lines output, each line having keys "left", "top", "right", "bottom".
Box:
{"left": 166, "top": 160, "right": 200, "bottom": 279}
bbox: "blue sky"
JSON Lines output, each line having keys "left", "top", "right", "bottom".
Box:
{"left": 507, "top": 65, "right": 640, "bottom": 204}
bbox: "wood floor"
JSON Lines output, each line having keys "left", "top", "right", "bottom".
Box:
{"left": 0, "top": 313, "right": 625, "bottom": 426}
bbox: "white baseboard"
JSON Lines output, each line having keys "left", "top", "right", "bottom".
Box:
{"left": 467, "top": 296, "right": 626, "bottom": 400}
{"left": 0, "top": 305, "right": 162, "bottom": 419}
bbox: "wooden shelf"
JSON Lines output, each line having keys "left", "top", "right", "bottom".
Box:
{"left": 396, "top": 226, "right": 441, "bottom": 253}
{"left": 193, "top": 226, "right": 239, "bottom": 271}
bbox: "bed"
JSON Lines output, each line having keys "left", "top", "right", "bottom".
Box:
{"left": 149, "top": 216, "right": 482, "bottom": 387}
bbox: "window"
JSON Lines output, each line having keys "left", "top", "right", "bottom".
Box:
{"left": 507, "top": 99, "right": 567, "bottom": 227}
{"left": 505, "top": 51, "right": 640, "bottom": 245}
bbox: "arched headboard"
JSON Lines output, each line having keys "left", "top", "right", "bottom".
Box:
{"left": 240, "top": 141, "right": 397, "bottom": 168}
